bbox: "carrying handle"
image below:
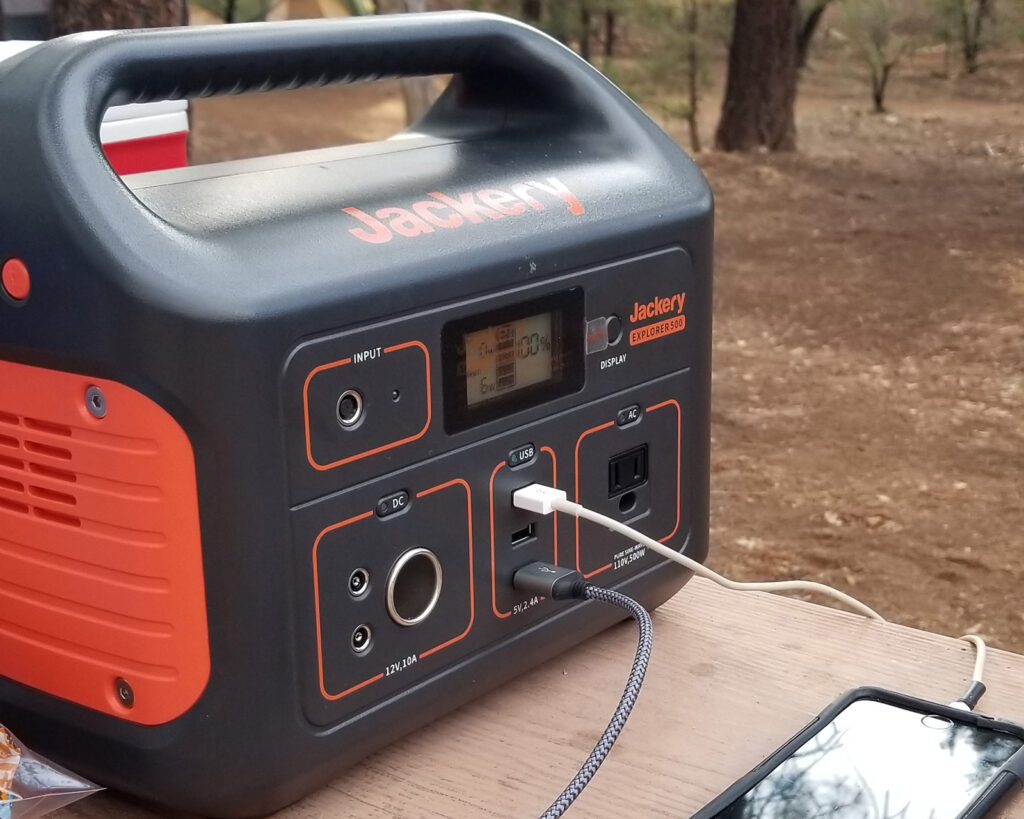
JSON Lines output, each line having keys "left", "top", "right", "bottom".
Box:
{"left": 41, "top": 12, "right": 638, "bottom": 152}
{"left": 14, "top": 12, "right": 660, "bottom": 266}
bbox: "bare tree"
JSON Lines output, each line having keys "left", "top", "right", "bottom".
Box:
{"left": 684, "top": 0, "right": 701, "bottom": 152}
{"left": 715, "top": 0, "right": 799, "bottom": 151}
{"left": 842, "top": 0, "right": 912, "bottom": 113}
{"left": 957, "top": 0, "right": 995, "bottom": 73}
{"left": 50, "top": 0, "right": 186, "bottom": 36}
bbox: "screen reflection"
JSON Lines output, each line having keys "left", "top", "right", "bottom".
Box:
{"left": 716, "top": 699, "right": 1023, "bottom": 819}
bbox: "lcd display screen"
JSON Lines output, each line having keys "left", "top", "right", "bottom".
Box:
{"left": 441, "top": 288, "right": 585, "bottom": 433}
{"left": 463, "top": 312, "right": 555, "bottom": 407}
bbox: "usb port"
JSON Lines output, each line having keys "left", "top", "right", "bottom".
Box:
{"left": 510, "top": 522, "right": 536, "bottom": 546}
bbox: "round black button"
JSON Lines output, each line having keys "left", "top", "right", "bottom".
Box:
{"left": 606, "top": 314, "right": 623, "bottom": 345}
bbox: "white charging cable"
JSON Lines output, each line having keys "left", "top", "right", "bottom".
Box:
{"left": 512, "top": 483, "right": 988, "bottom": 698}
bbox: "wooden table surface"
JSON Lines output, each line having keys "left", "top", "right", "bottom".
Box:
{"left": 60, "top": 577, "right": 1024, "bottom": 818}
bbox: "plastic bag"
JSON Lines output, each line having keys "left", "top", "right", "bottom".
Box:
{"left": 0, "top": 724, "right": 100, "bottom": 818}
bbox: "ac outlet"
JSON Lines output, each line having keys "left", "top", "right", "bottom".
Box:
{"left": 608, "top": 445, "right": 648, "bottom": 497}
{"left": 574, "top": 401, "right": 682, "bottom": 578}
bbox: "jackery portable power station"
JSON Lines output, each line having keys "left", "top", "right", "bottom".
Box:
{"left": 0, "top": 12, "right": 712, "bottom": 817}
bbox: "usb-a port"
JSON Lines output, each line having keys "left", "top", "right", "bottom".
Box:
{"left": 510, "top": 522, "right": 536, "bottom": 546}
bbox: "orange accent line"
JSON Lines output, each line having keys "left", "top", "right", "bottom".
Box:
{"left": 321, "top": 672, "right": 384, "bottom": 702}
{"left": 541, "top": 446, "right": 558, "bottom": 565}
{"left": 490, "top": 450, "right": 558, "bottom": 618}
{"left": 647, "top": 399, "right": 682, "bottom": 544}
{"left": 585, "top": 563, "right": 613, "bottom": 579}
{"left": 488, "top": 460, "right": 510, "bottom": 620}
{"left": 312, "top": 509, "right": 374, "bottom": 701}
{"left": 573, "top": 421, "right": 615, "bottom": 576}
{"left": 418, "top": 478, "right": 474, "bottom": 659}
{"left": 302, "top": 340, "right": 432, "bottom": 471}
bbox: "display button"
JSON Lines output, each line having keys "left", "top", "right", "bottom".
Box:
{"left": 507, "top": 443, "right": 537, "bottom": 468}
{"left": 376, "top": 490, "right": 410, "bottom": 518}
{"left": 616, "top": 404, "right": 643, "bottom": 426}
{"left": 606, "top": 314, "right": 623, "bottom": 345}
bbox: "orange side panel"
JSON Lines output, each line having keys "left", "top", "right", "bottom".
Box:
{"left": 0, "top": 360, "right": 209, "bottom": 725}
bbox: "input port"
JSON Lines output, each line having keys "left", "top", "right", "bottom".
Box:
{"left": 386, "top": 547, "right": 442, "bottom": 627}
{"left": 351, "top": 624, "right": 372, "bottom": 654}
{"left": 337, "top": 390, "right": 363, "bottom": 428}
{"left": 348, "top": 568, "right": 370, "bottom": 598}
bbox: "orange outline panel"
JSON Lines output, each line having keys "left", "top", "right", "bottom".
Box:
{"left": 574, "top": 399, "right": 682, "bottom": 579}
{"left": 573, "top": 421, "right": 615, "bottom": 578}
{"left": 489, "top": 447, "right": 558, "bottom": 619}
{"left": 418, "top": 478, "right": 474, "bottom": 659}
{"left": 302, "top": 340, "right": 431, "bottom": 472}
{"left": 311, "top": 477, "right": 475, "bottom": 701}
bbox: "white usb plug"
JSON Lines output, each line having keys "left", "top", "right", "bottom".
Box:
{"left": 512, "top": 483, "right": 567, "bottom": 515}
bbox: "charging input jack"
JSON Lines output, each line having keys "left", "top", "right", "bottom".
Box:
{"left": 337, "top": 390, "right": 364, "bottom": 428}
{"left": 386, "top": 548, "right": 442, "bottom": 627}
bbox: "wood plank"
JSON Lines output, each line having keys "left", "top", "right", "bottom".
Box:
{"left": 58, "top": 578, "right": 1024, "bottom": 817}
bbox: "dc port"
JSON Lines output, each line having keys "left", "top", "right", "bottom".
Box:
{"left": 351, "top": 624, "right": 372, "bottom": 654}
{"left": 349, "top": 568, "right": 370, "bottom": 598}
{"left": 337, "top": 390, "right": 363, "bottom": 428}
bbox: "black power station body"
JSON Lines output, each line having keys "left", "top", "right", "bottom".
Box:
{"left": 0, "top": 13, "right": 713, "bottom": 817}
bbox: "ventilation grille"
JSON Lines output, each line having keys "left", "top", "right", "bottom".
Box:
{"left": 0, "top": 360, "right": 209, "bottom": 725}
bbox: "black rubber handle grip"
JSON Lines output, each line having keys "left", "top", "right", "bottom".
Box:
{"left": 38, "top": 12, "right": 632, "bottom": 138}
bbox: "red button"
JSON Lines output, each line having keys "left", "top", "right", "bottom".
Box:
{"left": 2, "top": 258, "right": 30, "bottom": 301}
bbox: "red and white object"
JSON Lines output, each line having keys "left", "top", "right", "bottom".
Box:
{"left": 0, "top": 40, "right": 189, "bottom": 175}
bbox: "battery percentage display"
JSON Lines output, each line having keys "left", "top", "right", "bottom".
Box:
{"left": 464, "top": 312, "right": 554, "bottom": 407}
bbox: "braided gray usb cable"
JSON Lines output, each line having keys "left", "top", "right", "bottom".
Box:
{"left": 539, "top": 585, "right": 654, "bottom": 819}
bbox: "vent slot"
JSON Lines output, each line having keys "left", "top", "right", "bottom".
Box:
{"left": 0, "top": 454, "right": 24, "bottom": 470}
{"left": 0, "top": 433, "right": 19, "bottom": 449}
{"left": 0, "top": 496, "right": 29, "bottom": 514}
{"left": 0, "top": 476, "right": 25, "bottom": 494}
{"left": 24, "top": 441, "right": 73, "bottom": 460}
{"left": 24, "top": 418, "right": 72, "bottom": 436}
{"left": 27, "top": 463, "right": 77, "bottom": 483}
{"left": 33, "top": 507, "right": 83, "bottom": 527}
{"left": 0, "top": 411, "right": 19, "bottom": 426}
{"left": 28, "top": 485, "right": 77, "bottom": 506}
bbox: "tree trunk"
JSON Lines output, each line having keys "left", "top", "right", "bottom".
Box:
{"left": 871, "top": 63, "right": 892, "bottom": 114}
{"left": 377, "top": 0, "right": 438, "bottom": 124}
{"left": 50, "top": 0, "right": 185, "bottom": 36}
{"left": 960, "top": 0, "right": 992, "bottom": 74}
{"left": 603, "top": 10, "right": 616, "bottom": 58}
{"left": 579, "top": 4, "right": 592, "bottom": 62}
{"left": 715, "top": 0, "right": 799, "bottom": 152}
{"left": 797, "top": 0, "right": 832, "bottom": 69}
{"left": 685, "top": 0, "right": 701, "bottom": 153}
{"left": 521, "top": 0, "right": 542, "bottom": 24}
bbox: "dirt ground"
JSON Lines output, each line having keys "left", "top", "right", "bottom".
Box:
{"left": 189, "top": 46, "right": 1024, "bottom": 653}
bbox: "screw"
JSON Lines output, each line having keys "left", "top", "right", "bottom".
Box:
{"left": 86, "top": 386, "right": 107, "bottom": 419}
{"left": 115, "top": 677, "right": 134, "bottom": 708}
